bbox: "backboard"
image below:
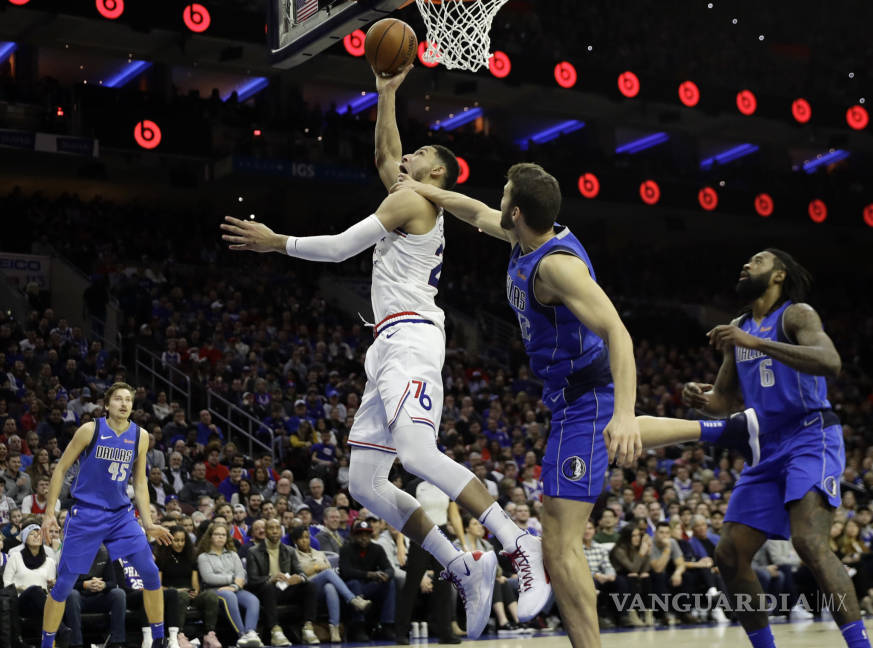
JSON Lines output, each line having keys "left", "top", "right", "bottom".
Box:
{"left": 268, "top": 0, "right": 406, "bottom": 69}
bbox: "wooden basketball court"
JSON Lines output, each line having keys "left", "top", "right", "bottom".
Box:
{"left": 389, "top": 618, "right": 863, "bottom": 647}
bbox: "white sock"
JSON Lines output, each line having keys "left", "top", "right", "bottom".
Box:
{"left": 421, "top": 525, "right": 463, "bottom": 568}
{"left": 169, "top": 628, "right": 179, "bottom": 640}
{"left": 143, "top": 628, "right": 152, "bottom": 639}
{"left": 479, "top": 502, "right": 524, "bottom": 548}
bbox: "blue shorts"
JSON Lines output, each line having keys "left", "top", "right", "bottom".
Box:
{"left": 725, "top": 410, "right": 845, "bottom": 540}
{"left": 60, "top": 502, "right": 151, "bottom": 574}
{"left": 540, "top": 384, "right": 613, "bottom": 502}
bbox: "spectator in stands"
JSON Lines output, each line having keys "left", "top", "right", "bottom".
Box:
{"left": 315, "top": 507, "right": 346, "bottom": 555}
{"left": 147, "top": 466, "right": 175, "bottom": 511}
{"left": 146, "top": 433, "right": 166, "bottom": 471}
{"left": 594, "top": 509, "right": 620, "bottom": 544}
{"left": 339, "top": 519, "right": 396, "bottom": 642}
{"left": 837, "top": 518, "right": 873, "bottom": 609}
{"left": 0, "top": 479, "right": 16, "bottom": 525}
{"left": 196, "top": 522, "right": 262, "bottom": 648}
{"left": 116, "top": 555, "right": 185, "bottom": 648}
{"left": 164, "top": 411, "right": 192, "bottom": 447}
{"left": 231, "top": 478, "right": 252, "bottom": 508}
{"left": 155, "top": 526, "right": 222, "bottom": 648}
{"left": 21, "top": 477, "right": 59, "bottom": 515}
{"left": 2, "top": 453, "right": 31, "bottom": 504}
{"left": 609, "top": 524, "right": 653, "bottom": 626}
{"left": 66, "top": 544, "right": 128, "bottom": 648}
{"left": 153, "top": 392, "right": 172, "bottom": 423}
{"left": 250, "top": 467, "right": 274, "bottom": 500}
{"left": 2, "top": 523, "right": 60, "bottom": 634}
{"left": 582, "top": 520, "right": 627, "bottom": 628}
{"left": 511, "top": 503, "right": 541, "bottom": 537}
{"left": 1, "top": 508, "right": 23, "bottom": 545}
{"left": 196, "top": 411, "right": 223, "bottom": 446}
{"left": 239, "top": 519, "right": 266, "bottom": 560}
{"left": 219, "top": 466, "right": 245, "bottom": 501}
{"left": 204, "top": 444, "right": 229, "bottom": 487}
{"left": 304, "top": 478, "right": 332, "bottom": 524}
{"left": 230, "top": 505, "right": 250, "bottom": 544}
{"left": 245, "top": 518, "right": 314, "bottom": 646}
{"left": 164, "top": 452, "right": 190, "bottom": 494}
{"left": 272, "top": 476, "right": 303, "bottom": 510}
{"left": 649, "top": 521, "right": 695, "bottom": 625}
{"left": 179, "top": 462, "right": 219, "bottom": 505}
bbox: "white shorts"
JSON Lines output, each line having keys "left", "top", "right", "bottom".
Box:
{"left": 348, "top": 320, "right": 445, "bottom": 455}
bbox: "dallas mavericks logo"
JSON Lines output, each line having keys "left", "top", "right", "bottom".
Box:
{"left": 562, "top": 456, "right": 586, "bottom": 481}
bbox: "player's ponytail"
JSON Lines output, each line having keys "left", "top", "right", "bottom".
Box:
{"left": 765, "top": 248, "right": 813, "bottom": 304}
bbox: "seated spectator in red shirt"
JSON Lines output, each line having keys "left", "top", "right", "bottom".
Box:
{"left": 204, "top": 445, "right": 229, "bottom": 488}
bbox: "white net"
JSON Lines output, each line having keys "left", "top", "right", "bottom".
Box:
{"left": 414, "top": 0, "right": 509, "bottom": 72}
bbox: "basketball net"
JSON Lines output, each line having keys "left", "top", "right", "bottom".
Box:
{"left": 414, "top": 0, "right": 509, "bottom": 72}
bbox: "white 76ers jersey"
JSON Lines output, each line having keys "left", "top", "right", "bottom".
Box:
{"left": 370, "top": 210, "right": 446, "bottom": 330}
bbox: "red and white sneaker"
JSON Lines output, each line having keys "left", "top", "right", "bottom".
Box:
{"left": 506, "top": 533, "right": 551, "bottom": 622}
{"left": 441, "top": 550, "right": 498, "bottom": 639}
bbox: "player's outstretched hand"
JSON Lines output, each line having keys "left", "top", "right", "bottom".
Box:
{"left": 604, "top": 414, "right": 642, "bottom": 468}
{"left": 375, "top": 63, "right": 413, "bottom": 92}
{"left": 41, "top": 514, "right": 59, "bottom": 546}
{"left": 145, "top": 523, "right": 174, "bottom": 546}
{"left": 390, "top": 173, "right": 424, "bottom": 194}
{"left": 220, "top": 216, "right": 284, "bottom": 253}
{"left": 707, "top": 324, "right": 760, "bottom": 352}
{"left": 681, "top": 382, "right": 713, "bottom": 409}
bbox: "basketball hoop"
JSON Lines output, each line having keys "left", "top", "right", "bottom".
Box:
{"left": 413, "top": 0, "right": 509, "bottom": 72}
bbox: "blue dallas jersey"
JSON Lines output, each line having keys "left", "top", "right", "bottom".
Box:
{"left": 71, "top": 417, "right": 139, "bottom": 510}
{"left": 506, "top": 225, "right": 609, "bottom": 395}
{"left": 734, "top": 300, "right": 831, "bottom": 428}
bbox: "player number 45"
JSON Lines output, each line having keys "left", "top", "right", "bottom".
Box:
{"left": 108, "top": 461, "right": 129, "bottom": 482}
{"left": 759, "top": 358, "right": 776, "bottom": 388}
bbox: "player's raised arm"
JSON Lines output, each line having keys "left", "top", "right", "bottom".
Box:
{"left": 374, "top": 64, "right": 412, "bottom": 191}
{"left": 42, "top": 421, "right": 95, "bottom": 542}
{"left": 536, "top": 252, "right": 641, "bottom": 466}
{"left": 391, "top": 173, "right": 513, "bottom": 244}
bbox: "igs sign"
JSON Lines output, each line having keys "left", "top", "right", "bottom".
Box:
{"left": 0, "top": 252, "right": 51, "bottom": 290}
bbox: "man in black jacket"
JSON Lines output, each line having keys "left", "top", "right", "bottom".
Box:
{"left": 246, "top": 518, "right": 318, "bottom": 646}
{"left": 177, "top": 462, "right": 219, "bottom": 506}
{"left": 339, "top": 519, "right": 396, "bottom": 641}
{"left": 65, "top": 544, "right": 128, "bottom": 648}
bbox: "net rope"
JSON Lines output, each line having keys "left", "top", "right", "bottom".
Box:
{"left": 414, "top": 0, "right": 509, "bottom": 72}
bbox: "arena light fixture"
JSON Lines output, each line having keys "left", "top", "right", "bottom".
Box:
{"left": 517, "top": 120, "right": 585, "bottom": 150}
{"left": 615, "top": 132, "right": 668, "bottom": 155}
{"left": 223, "top": 77, "right": 269, "bottom": 103}
{"left": 104, "top": 60, "right": 151, "bottom": 88}
{"left": 339, "top": 92, "right": 377, "bottom": 115}
{"left": 802, "top": 150, "right": 849, "bottom": 174}
{"left": 0, "top": 42, "right": 17, "bottom": 64}
{"left": 699, "top": 143, "right": 759, "bottom": 170}
{"left": 430, "top": 107, "right": 483, "bottom": 131}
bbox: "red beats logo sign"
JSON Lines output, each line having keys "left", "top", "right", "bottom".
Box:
{"left": 808, "top": 199, "right": 827, "bottom": 223}
{"left": 134, "top": 120, "right": 161, "bottom": 150}
{"left": 456, "top": 157, "right": 469, "bottom": 184}
{"left": 555, "top": 62, "right": 577, "bottom": 89}
{"left": 754, "top": 193, "right": 774, "bottom": 217}
{"left": 639, "top": 180, "right": 660, "bottom": 205}
{"left": 344, "top": 30, "right": 366, "bottom": 57}
{"left": 678, "top": 81, "right": 700, "bottom": 107}
{"left": 488, "top": 51, "right": 511, "bottom": 78}
{"left": 847, "top": 105, "right": 869, "bottom": 130}
{"left": 183, "top": 4, "right": 211, "bottom": 32}
{"left": 736, "top": 90, "right": 757, "bottom": 116}
{"left": 792, "top": 98, "right": 811, "bottom": 123}
{"left": 417, "top": 42, "right": 440, "bottom": 68}
{"left": 863, "top": 204, "right": 873, "bottom": 228}
{"left": 698, "top": 187, "right": 718, "bottom": 211}
{"left": 96, "top": 0, "right": 124, "bottom": 19}
{"left": 618, "top": 71, "right": 640, "bottom": 98}
{"left": 577, "top": 173, "right": 600, "bottom": 199}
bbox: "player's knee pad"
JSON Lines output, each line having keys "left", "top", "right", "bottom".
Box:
{"left": 392, "top": 414, "right": 473, "bottom": 500}
{"left": 51, "top": 563, "right": 80, "bottom": 601}
{"left": 126, "top": 545, "right": 161, "bottom": 590}
{"left": 349, "top": 447, "right": 420, "bottom": 529}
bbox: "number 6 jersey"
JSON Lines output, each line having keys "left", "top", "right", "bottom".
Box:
{"left": 71, "top": 417, "right": 139, "bottom": 509}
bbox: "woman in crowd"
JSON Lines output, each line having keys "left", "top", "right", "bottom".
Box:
{"left": 230, "top": 478, "right": 252, "bottom": 508}
{"left": 837, "top": 518, "right": 873, "bottom": 614}
{"left": 26, "top": 447, "right": 51, "bottom": 484}
{"left": 610, "top": 524, "right": 654, "bottom": 626}
{"left": 196, "top": 522, "right": 262, "bottom": 648}
{"left": 290, "top": 525, "right": 371, "bottom": 643}
{"left": 156, "top": 526, "right": 222, "bottom": 648}
{"left": 2, "top": 523, "right": 61, "bottom": 631}
{"left": 250, "top": 466, "right": 273, "bottom": 500}
{"left": 153, "top": 391, "right": 172, "bottom": 422}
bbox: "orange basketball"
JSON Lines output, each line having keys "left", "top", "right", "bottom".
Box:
{"left": 365, "top": 18, "right": 418, "bottom": 76}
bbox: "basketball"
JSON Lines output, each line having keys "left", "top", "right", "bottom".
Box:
{"left": 365, "top": 18, "right": 418, "bottom": 76}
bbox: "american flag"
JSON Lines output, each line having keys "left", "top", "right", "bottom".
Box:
{"left": 294, "top": 0, "right": 319, "bottom": 23}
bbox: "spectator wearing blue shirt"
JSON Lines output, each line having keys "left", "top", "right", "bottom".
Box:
{"left": 196, "top": 410, "right": 224, "bottom": 446}
{"left": 219, "top": 465, "right": 246, "bottom": 501}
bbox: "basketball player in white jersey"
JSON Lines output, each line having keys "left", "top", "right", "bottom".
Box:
{"left": 219, "top": 64, "right": 551, "bottom": 638}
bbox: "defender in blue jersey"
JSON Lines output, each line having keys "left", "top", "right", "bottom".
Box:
{"left": 393, "top": 163, "right": 643, "bottom": 648}
{"left": 678, "top": 250, "right": 867, "bottom": 648}
{"left": 40, "top": 383, "right": 173, "bottom": 648}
